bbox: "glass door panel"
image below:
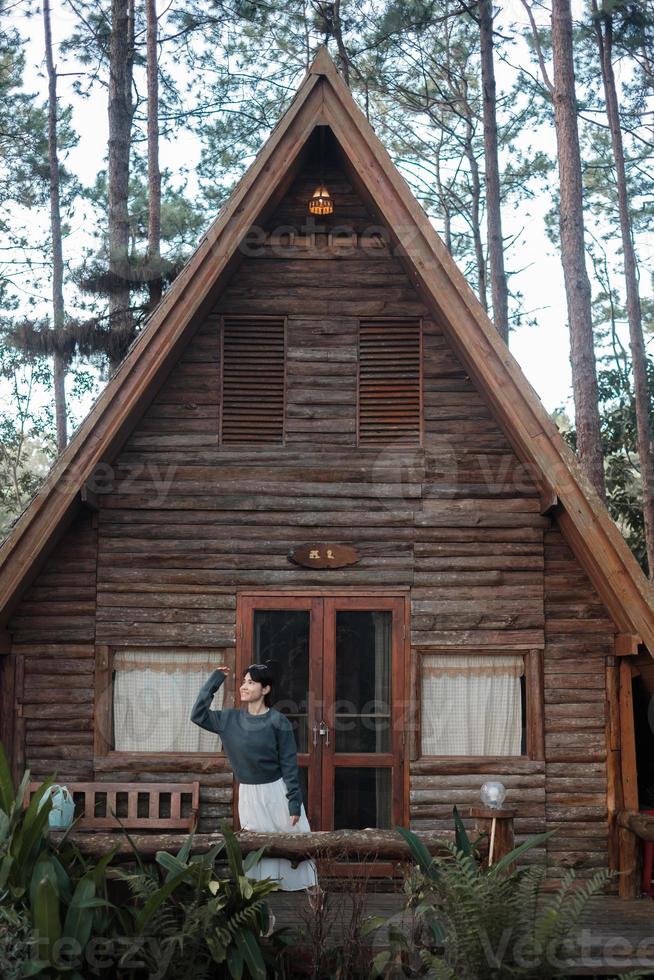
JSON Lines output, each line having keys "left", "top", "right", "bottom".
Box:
{"left": 334, "top": 768, "right": 392, "bottom": 829}
{"left": 253, "top": 609, "right": 310, "bottom": 752}
{"left": 334, "top": 610, "right": 392, "bottom": 753}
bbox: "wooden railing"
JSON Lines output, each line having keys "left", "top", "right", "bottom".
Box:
{"left": 49, "top": 810, "right": 514, "bottom": 867}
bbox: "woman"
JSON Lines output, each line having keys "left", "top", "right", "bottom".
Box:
{"left": 190, "top": 660, "right": 319, "bottom": 898}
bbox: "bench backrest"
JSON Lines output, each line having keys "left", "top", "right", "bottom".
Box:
{"left": 25, "top": 781, "right": 200, "bottom": 831}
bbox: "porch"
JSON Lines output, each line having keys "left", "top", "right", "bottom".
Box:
{"left": 53, "top": 820, "right": 654, "bottom": 975}
{"left": 266, "top": 891, "right": 654, "bottom": 977}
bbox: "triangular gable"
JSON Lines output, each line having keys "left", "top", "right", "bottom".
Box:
{"left": 1, "top": 46, "right": 653, "bottom": 654}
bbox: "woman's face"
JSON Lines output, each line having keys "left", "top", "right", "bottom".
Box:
{"left": 240, "top": 671, "right": 270, "bottom": 703}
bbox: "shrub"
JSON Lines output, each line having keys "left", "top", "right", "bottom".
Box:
{"left": 364, "top": 810, "right": 646, "bottom": 980}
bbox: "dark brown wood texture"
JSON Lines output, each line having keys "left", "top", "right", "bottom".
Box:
{"left": 543, "top": 526, "right": 613, "bottom": 878}
{"left": 5, "top": 163, "right": 618, "bottom": 872}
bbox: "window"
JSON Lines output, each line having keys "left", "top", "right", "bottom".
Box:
{"left": 98, "top": 648, "right": 225, "bottom": 757}
{"left": 419, "top": 653, "right": 531, "bottom": 757}
{"left": 220, "top": 315, "right": 286, "bottom": 444}
{"left": 358, "top": 317, "right": 422, "bottom": 445}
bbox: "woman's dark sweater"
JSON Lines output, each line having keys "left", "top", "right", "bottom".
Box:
{"left": 190, "top": 670, "right": 302, "bottom": 817}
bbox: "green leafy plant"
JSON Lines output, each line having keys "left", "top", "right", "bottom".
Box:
{"left": 364, "top": 810, "right": 639, "bottom": 980}
{"left": 0, "top": 741, "right": 55, "bottom": 903}
{"left": 0, "top": 748, "right": 119, "bottom": 978}
{"left": 113, "top": 820, "right": 288, "bottom": 979}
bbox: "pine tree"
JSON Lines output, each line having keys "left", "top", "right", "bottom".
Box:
{"left": 591, "top": 0, "right": 654, "bottom": 574}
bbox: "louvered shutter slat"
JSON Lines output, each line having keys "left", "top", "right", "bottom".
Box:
{"left": 358, "top": 318, "right": 421, "bottom": 445}
{"left": 221, "top": 317, "right": 285, "bottom": 444}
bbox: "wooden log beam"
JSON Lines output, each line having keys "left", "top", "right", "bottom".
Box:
{"left": 0, "top": 629, "right": 11, "bottom": 655}
{"left": 617, "top": 810, "right": 654, "bottom": 843}
{"left": 618, "top": 659, "right": 640, "bottom": 898}
{"left": 614, "top": 633, "right": 641, "bottom": 657}
{"left": 50, "top": 828, "right": 465, "bottom": 863}
{"left": 539, "top": 488, "right": 558, "bottom": 516}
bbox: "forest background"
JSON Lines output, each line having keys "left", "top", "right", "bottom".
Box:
{"left": 1, "top": 0, "right": 653, "bottom": 571}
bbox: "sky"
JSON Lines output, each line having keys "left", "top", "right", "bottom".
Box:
{"left": 2, "top": 0, "right": 648, "bottom": 430}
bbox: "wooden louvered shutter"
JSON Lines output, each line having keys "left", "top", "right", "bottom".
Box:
{"left": 358, "top": 318, "right": 422, "bottom": 445}
{"left": 220, "top": 316, "right": 286, "bottom": 444}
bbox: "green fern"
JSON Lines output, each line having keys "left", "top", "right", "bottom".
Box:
{"left": 366, "top": 818, "right": 618, "bottom": 980}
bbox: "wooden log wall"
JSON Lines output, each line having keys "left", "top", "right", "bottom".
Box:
{"left": 543, "top": 527, "right": 613, "bottom": 877}
{"left": 7, "top": 513, "right": 97, "bottom": 782}
{"left": 5, "top": 163, "right": 618, "bottom": 868}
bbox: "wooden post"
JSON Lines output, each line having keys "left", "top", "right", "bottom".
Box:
{"left": 605, "top": 659, "right": 623, "bottom": 878}
{"left": 12, "top": 652, "right": 25, "bottom": 790}
{"left": 618, "top": 658, "right": 640, "bottom": 898}
{"left": 0, "top": 646, "right": 16, "bottom": 767}
{"left": 470, "top": 806, "right": 515, "bottom": 869}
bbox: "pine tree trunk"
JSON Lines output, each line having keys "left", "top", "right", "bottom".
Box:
{"left": 434, "top": 126, "right": 452, "bottom": 254}
{"left": 43, "top": 0, "right": 67, "bottom": 452}
{"left": 146, "top": 0, "right": 162, "bottom": 312}
{"left": 593, "top": 2, "right": 654, "bottom": 575}
{"left": 108, "top": 0, "right": 135, "bottom": 372}
{"left": 551, "top": 0, "right": 605, "bottom": 497}
{"left": 463, "top": 100, "right": 488, "bottom": 312}
{"left": 479, "top": 0, "right": 509, "bottom": 343}
{"left": 331, "top": 0, "right": 350, "bottom": 86}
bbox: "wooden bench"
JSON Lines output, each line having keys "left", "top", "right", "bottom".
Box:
{"left": 25, "top": 781, "right": 200, "bottom": 832}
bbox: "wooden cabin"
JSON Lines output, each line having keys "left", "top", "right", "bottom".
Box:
{"left": 2, "top": 47, "right": 654, "bottom": 895}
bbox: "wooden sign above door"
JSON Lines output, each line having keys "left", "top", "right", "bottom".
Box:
{"left": 288, "top": 544, "right": 360, "bottom": 569}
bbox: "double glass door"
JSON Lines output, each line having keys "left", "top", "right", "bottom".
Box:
{"left": 238, "top": 595, "right": 406, "bottom": 830}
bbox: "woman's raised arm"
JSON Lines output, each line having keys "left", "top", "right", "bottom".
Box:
{"left": 190, "top": 667, "right": 230, "bottom": 734}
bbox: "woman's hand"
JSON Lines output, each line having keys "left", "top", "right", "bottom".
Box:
{"left": 290, "top": 815, "right": 300, "bottom": 827}
{"left": 216, "top": 665, "right": 230, "bottom": 674}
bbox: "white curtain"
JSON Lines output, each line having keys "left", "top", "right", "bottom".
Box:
{"left": 420, "top": 654, "right": 524, "bottom": 756}
{"left": 113, "top": 650, "right": 225, "bottom": 753}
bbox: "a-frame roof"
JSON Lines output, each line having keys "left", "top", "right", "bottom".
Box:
{"left": 1, "top": 46, "right": 653, "bottom": 654}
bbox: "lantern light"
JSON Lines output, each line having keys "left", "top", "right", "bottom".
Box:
{"left": 480, "top": 781, "right": 507, "bottom": 809}
{"left": 308, "top": 185, "right": 334, "bottom": 215}
{"left": 308, "top": 126, "right": 333, "bottom": 216}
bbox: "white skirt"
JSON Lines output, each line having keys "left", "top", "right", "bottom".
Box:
{"left": 238, "top": 777, "right": 318, "bottom": 891}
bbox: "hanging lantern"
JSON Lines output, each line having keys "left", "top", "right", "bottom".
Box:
{"left": 308, "top": 184, "right": 334, "bottom": 215}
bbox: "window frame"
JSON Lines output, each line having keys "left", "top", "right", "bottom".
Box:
{"left": 93, "top": 645, "right": 231, "bottom": 773}
{"left": 412, "top": 647, "right": 544, "bottom": 763}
